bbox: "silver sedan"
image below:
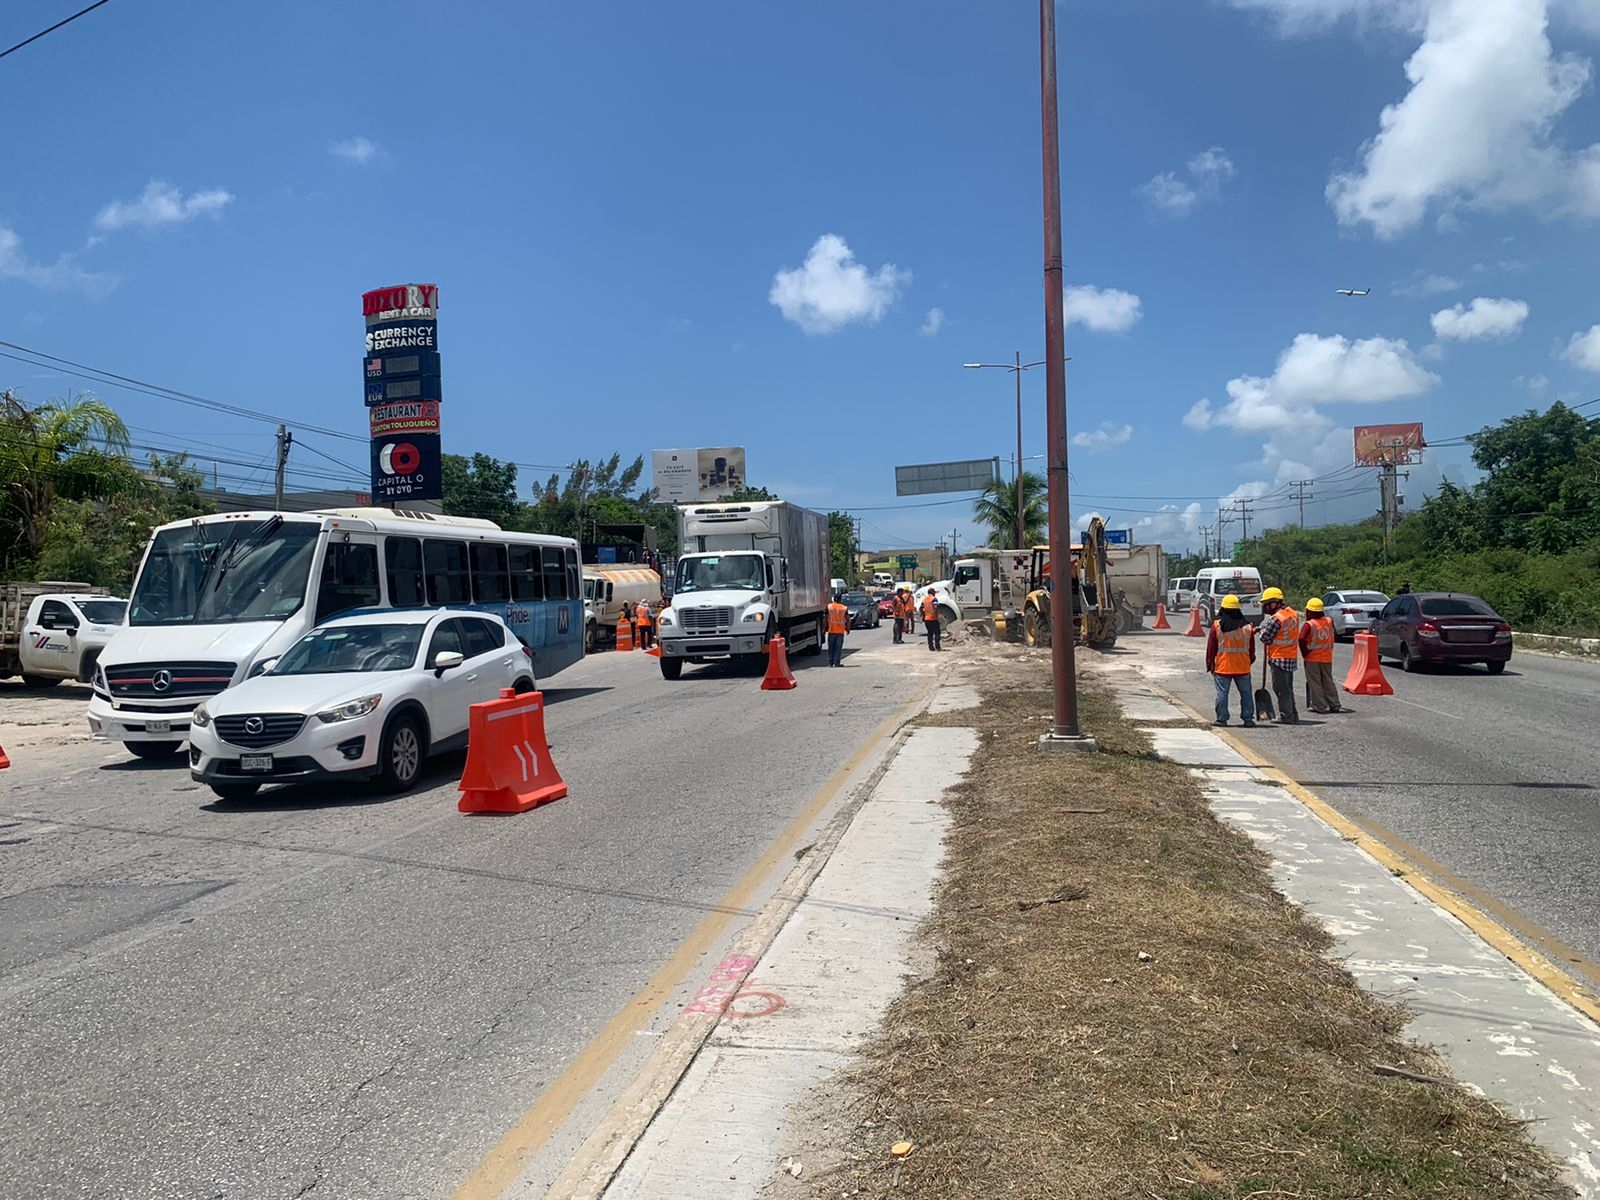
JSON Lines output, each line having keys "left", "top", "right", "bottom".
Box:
{"left": 1321, "top": 589, "right": 1390, "bottom": 639}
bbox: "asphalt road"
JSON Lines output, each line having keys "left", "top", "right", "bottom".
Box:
{"left": 1125, "top": 626, "right": 1600, "bottom": 980}
{"left": 0, "top": 623, "right": 936, "bottom": 1200}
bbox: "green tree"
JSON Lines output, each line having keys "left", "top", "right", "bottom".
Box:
{"left": 827, "top": 511, "right": 854, "bottom": 582}
{"left": 1467, "top": 401, "right": 1600, "bottom": 553}
{"left": 722, "top": 484, "right": 779, "bottom": 502}
{"left": 1, "top": 389, "right": 133, "bottom": 574}
{"left": 971, "top": 471, "right": 1047, "bottom": 548}
{"left": 441, "top": 453, "right": 523, "bottom": 526}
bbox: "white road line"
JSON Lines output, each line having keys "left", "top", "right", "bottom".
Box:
{"left": 1390, "top": 695, "right": 1465, "bottom": 721}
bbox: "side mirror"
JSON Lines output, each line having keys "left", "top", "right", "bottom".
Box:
{"left": 65, "top": 626, "right": 79, "bottom": 637}
{"left": 433, "top": 650, "right": 465, "bottom": 675}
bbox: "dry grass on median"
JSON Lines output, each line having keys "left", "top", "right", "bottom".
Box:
{"left": 802, "top": 653, "right": 1570, "bottom": 1199}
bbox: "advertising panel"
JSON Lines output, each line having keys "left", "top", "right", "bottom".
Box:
{"left": 368, "top": 401, "right": 441, "bottom": 438}
{"left": 697, "top": 447, "right": 745, "bottom": 497}
{"left": 365, "top": 350, "right": 441, "bottom": 380}
{"left": 894, "top": 458, "right": 999, "bottom": 497}
{"left": 365, "top": 321, "right": 439, "bottom": 354}
{"left": 651, "top": 450, "right": 698, "bottom": 503}
{"left": 1354, "top": 422, "right": 1425, "bottom": 466}
{"left": 370, "top": 434, "right": 442, "bottom": 504}
{"left": 362, "top": 283, "right": 439, "bottom": 327}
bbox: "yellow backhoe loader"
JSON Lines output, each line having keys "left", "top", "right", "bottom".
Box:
{"left": 1020, "top": 517, "right": 1119, "bottom": 651}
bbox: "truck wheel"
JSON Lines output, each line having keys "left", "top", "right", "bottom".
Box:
{"left": 128, "top": 741, "right": 184, "bottom": 760}
{"left": 660, "top": 657, "right": 684, "bottom": 680}
{"left": 585, "top": 621, "right": 597, "bottom": 654}
{"left": 21, "top": 674, "right": 61, "bottom": 690}
{"left": 77, "top": 651, "right": 102, "bottom": 683}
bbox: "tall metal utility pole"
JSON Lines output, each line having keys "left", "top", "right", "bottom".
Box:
{"left": 1290, "top": 479, "right": 1314, "bottom": 528}
{"left": 1038, "top": 0, "right": 1091, "bottom": 751}
{"left": 1378, "top": 462, "right": 1408, "bottom": 563}
{"left": 273, "top": 424, "right": 293, "bottom": 509}
{"left": 1234, "top": 497, "right": 1253, "bottom": 544}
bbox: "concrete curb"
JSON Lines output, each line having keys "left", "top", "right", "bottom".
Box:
{"left": 1513, "top": 631, "right": 1600, "bottom": 659}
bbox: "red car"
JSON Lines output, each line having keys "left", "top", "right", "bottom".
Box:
{"left": 1374, "top": 591, "right": 1512, "bottom": 674}
{"left": 876, "top": 593, "right": 896, "bottom": 618}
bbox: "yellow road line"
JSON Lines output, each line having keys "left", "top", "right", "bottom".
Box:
{"left": 449, "top": 688, "right": 932, "bottom": 1200}
{"left": 1142, "top": 677, "right": 1600, "bottom": 1028}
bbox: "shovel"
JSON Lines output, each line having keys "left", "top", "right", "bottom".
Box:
{"left": 1254, "top": 655, "right": 1276, "bottom": 723}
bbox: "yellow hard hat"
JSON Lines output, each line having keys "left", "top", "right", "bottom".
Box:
{"left": 1305, "top": 597, "right": 1324, "bottom": 612}
{"left": 1261, "top": 586, "right": 1284, "bottom": 602}
{"left": 1220, "top": 594, "right": 1242, "bottom": 610}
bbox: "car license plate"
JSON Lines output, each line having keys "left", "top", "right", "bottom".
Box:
{"left": 240, "top": 754, "right": 273, "bottom": 773}
{"left": 146, "top": 720, "right": 171, "bottom": 734}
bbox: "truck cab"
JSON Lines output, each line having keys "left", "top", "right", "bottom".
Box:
{"left": 1, "top": 588, "right": 127, "bottom": 687}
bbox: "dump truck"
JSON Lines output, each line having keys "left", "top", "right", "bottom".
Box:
{"left": 657, "top": 500, "right": 829, "bottom": 680}
{"left": 582, "top": 565, "right": 662, "bottom": 651}
{"left": 2, "top": 582, "right": 126, "bottom": 686}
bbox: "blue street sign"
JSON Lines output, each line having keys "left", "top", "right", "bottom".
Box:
{"left": 1103, "top": 528, "right": 1132, "bottom": 546}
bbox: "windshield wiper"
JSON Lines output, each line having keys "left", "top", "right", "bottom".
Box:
{"left": 209, "top": 515, "right": 284, "bottom": 593}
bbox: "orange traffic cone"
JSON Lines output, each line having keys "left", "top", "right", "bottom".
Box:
{"left": 458, "top": 689, "right": 568, "bottom": 813}
{"left": 1152, "top": 603, "right": 1172, "bottom": 630}
{"left": 760, "top": 636, "right": 797, "bottom": 690}
{"left": 1342, "top": 632, "right": 1394, "bottom": 696}
{"left": 0, "top": 742, "right": 9, "bottom": 770}
{"left": 614, "top": 616, "right": 634, "bottom": 652}
{"left": 1183, "top": 605, "right": 1205, "bottom": 637}
{"left": 646, "top": 642, "right": 662, "bottom": 657}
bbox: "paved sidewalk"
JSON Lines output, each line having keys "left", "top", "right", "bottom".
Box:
{"left": 593, "top": 723, "right": 979, "bottom": 1200}
{"left": 1097, "top": 662, "right": 1600, "bottom": 1195}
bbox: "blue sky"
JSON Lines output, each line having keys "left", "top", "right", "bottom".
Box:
{"left": 3, "top": 0, "right": 1599, "bottom": 554}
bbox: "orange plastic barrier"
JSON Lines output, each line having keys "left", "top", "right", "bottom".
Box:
{"left": 1342, "top": 632, "right": 1394, "bottom": 696}
{"left": 458, "top": 688, "right": 568, "bottom": 813}
{"left": 760, "top": 636, "right": 797, "bottom": 691}
{"left": 1183, "top": 605, "right": 1205, "bottom": 637}
{"left": 0, "top": 742, "right": 9, "bottom": 770}
{"left": 1152, "top": 603, "right": 1172, "bottom": 630}
{"left": 614, "top": 615, "right": 633, "bottom": 652}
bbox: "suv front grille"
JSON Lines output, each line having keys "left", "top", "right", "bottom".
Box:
{"left": 213, "top": 713, "right": 307, "bottom": 749}
{"left": 106, "top": 661, "right": 236, "bottom": 700}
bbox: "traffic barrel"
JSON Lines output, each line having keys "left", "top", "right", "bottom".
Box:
{"left": 457, "top": 688, "right": 568, "bottom": 814}
{"left": 1342, "top": 632, "right": 1393, "bottom": 696}
{"left": 760, "top": 636, "right": 797, "bottom": 691}
{"left": 1152, "top": 603, "right": 1172, "bottom": 630}
{"left": 614, "top": 615, "right": 634, "bottom": 652}
{"left": 1183, "top": 605, "right": 1206, "bottom": 637}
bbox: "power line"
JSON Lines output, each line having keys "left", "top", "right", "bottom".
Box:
{"left": 0, "top": 0, "right": 112, "bottom": 62}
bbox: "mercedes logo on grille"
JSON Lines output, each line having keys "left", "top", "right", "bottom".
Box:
{"left": 243, "top": 717, "right": 264, "bottom": 735}
{"left": 151, "top": 670, "right": 172, "bottom": 692}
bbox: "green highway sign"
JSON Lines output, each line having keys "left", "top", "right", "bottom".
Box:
{"left": 898, "top": 554, "right": 918, "bottom": 569}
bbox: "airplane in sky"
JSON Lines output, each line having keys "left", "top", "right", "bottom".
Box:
{"left": 1335, "top": 288, "right": 1372, "bottom": 296}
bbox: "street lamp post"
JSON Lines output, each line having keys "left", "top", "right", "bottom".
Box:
{"left": 963, "top": 353, "right": 1044, "bottom": 548}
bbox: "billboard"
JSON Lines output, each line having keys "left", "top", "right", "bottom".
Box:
{"left": 894, "top": 458, "right": 999, "bottom": 497}
{"left": 1354, "top": 422, "right": 1424, "bottom": 466}
{"left": 365, "top": 284, "right": 442, "bottom": 503}
{"left": 652, "top": 447, "right": 747, "bottom": 502}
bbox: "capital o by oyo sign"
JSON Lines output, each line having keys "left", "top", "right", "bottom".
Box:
{"left": 364, "top": 284, "right": 443, "bottom": 504}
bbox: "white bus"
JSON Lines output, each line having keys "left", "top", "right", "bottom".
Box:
{"left": 88, "top": 508, "right": 584, "bottom": 759}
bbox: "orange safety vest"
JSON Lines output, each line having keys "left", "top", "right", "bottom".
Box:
{"left": 1212, "top": 621, "right": 1252, "bottom": 675}
{"left": 920, "top": 593, "right": 939, "bottom": 622}
{"left": 1266, "top": 606, "right": 1301, "bottom": 661}
{"left": 635, "top": 602, "right": 652, "bottom": 627}
{"left": 827, "top": 602, "right": 849, "bottom": 635}
{"left": 1302, "top": 615, "right": 1335, "bottom": 663}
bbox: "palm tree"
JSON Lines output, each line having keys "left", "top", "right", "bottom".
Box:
{"left": 1, "top": 390, "right": 132, "bottom": 569}
{"left": 972, "top": 471, "right": 1047, "bottom": 547}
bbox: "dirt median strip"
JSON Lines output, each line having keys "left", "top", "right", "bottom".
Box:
{"left": 778, "top": 652, "right": 1571, "bottom": 1199}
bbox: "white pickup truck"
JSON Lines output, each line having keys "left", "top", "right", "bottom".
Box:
{"left": 1, "top": 583, "right": 128, "bottom": 688}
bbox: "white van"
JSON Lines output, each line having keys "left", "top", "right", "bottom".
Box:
{"left": 871, "top": 570, "right": 894, "bottom": 588}
{"left": 1193, "top": 566, "right": 1264, "bottom": 623}
{"left": 1167, "top": 576, "right": 1199, "bottom": 611}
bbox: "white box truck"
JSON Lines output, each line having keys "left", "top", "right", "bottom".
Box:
{"left": 657, "top": 501, "right": 830, "bottom": 680}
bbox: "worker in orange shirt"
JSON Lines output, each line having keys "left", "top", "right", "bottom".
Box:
{"left": 826, "top": 592, "right": 850, "bottom": 666}
{"left": 919, "top": 589, "right": 942, "bottom": 651}
{"left": 634, "top": 599, "right": 654, "bottom": 650}
{"left": 1298, "top": 597, "right": 1342, "bottom": 714}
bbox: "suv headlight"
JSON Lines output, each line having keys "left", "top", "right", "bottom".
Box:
{"left": 192, "top": 703, "right": 211, "bottom": 729}
{"left": 315, "top": 694, "right": 383, "bottom": 724}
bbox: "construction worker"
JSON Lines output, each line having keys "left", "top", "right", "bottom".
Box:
{"left": 635, "top": 599, "right": 654, "bottom": 650}
{"left": 920, "top": 588, "right": 942, "bottom": 651}
{"left": 902, "top": 586, "right": 916, "bottom": 637}
{"left": 826, "top": 592, "right": 850, "bottom": 667}
{"left": 1299, "top": 597, "right": 1343, "bottom": 714}
{"left": 1205, "top": 594, "right": 1256, "bottom": 727}
{"left": 1258, "top": 586, "right": 1300, "bottom": 724}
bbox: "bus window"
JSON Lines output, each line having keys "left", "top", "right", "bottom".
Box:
{"left": 565, "top": 547, "right": 579, "bottom": 601}
{"left": 509, "top": 545, "right": 543, "bottom": 601}
{"left": 316, "top": 543, "right": 380, "bottom": 623}
{"left": 386, "top": 537, "right": 425, "bottom": 607}
{"left": 542, "top": 546, "right": 567, "bottom": 599}
{"left": 424, "top": 540, "right": 471, "bottom": 605}
{"left": 471, "top": 542, "right": 510, "bottom": 604}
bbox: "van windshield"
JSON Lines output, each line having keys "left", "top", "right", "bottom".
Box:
{"left": 1209, "top": 575, "right": 1261, "bottom": 596}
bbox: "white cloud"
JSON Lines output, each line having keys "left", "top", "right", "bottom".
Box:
{"left": 1517, "top": 372, "right": 1550, "bottom": 391}
{"left": 768, "top": 234, "right": 910, "bottom": 335}
{"left": 1128, "top": 502, "right": 1205, "bottom": 550}
{"left": 1198, "top": 333, "right": 1439, "bottom": 434}
{"left": 0, "top": 226, "right": 118, "bottom": 298}
{"left": 93, "top": 181, "right": 234, "bottom": 234}
{"left": 1227, "top": 0, "right": 1428, "bottom": 33}
{"left": 329, "top": 137, "right": 381, "bottom": 164}
{"left": 1320, "top": 0, "right": 1600, "bottom": 236}
{"left": 1063, "top": 285, "right": 1142, "bottom": 333}
{"left": 1392, "top": 271, "right": 1462, "bottom": 297}
{"left": 1562, "top": 324, "right": 1600, "bottom": 371}
{"left": 1136, "top": 147, "right": 1236, "bottom": 216}
{"left": 1071, "top": 422, "right": 1133, "bottom": 452}
{"left": 1430, "top": 296, "right": 1530, "bottom": 340}
{"left": 919, "top": 307, "right": 945, "bottom": 337}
